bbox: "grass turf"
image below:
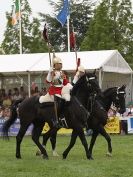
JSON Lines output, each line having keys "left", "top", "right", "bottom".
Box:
{"left": 0, "top": 134, "right": 133, "bottom": 177}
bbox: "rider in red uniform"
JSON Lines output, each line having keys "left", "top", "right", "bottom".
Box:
{"left": 39, "top": 56, "right": 72, "bottom": 103}
{"left": 39, "top": 55, "right": 73, "bottom": 127}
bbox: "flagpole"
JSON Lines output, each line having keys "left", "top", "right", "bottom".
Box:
{"left": 72, "top": 24, "right": 77, "bottom": 63}
{"left": 19, "top": 0, "right": 22, "bottom": 54}
{"left": 67, "top": 15, "right": 70, "bottom": 52}
{"left": 67, "top": 0, "right": 70, "bottom": 52}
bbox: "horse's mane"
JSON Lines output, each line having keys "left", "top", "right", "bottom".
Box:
{"left": 103, "top": 87, "right": 117, "bottom": 97}
{"left": 71, "top": 74, "right": 85, "bottom": 96}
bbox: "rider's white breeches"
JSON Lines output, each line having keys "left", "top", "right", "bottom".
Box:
{"left": 39, "top": 93, "right": 54, "bottom": 103}
{"left": 39, "top": 83, "right": 73, "bottom": 103}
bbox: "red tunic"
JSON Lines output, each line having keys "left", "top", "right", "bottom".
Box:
{"left": 46, "top": 71, "right": 69, "bottom": 95}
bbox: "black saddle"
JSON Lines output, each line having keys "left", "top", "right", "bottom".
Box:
{"left": 39, "top": 101, "right": 55, "bottom": 108}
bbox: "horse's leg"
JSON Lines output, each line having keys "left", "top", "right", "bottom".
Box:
{"left": 78, "top": 128, "right": 92, "bottom": 159}
{"left": 49, "top": 130, "right": 59, "bottom": 156}
{"left": 99, "top": 125, "right": 112, "bottom": 157}
{"left": 41, "top": 128, "right": 59, "bottom": 157}
{"left": 16, "top": 124, "right": 30, "bottom": 159}
{"left": 62, "top": 129, "right": 78, "bottom": 159}
{"left": 88, "top": 130, "right": 99, "bottom": 160}
{"left": 32, "top": 123, "right": 49, "bottom": 159}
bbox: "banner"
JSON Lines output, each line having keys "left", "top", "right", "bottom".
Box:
{"left": 42, "top": 123, "right": 72, "bottom": 134}
{"left": 0, "top": 119, "right": 33, "bottom": 136}
{"left": 104, "top": 117, "right": 120, "bottom": 133}
{"left": 0, "top": 117, "right": 122, "bottom": 136}
{"left": 127, "top": 117, "right": 133, "bottom": 134}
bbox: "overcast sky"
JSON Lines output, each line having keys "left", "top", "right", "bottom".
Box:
{"left": 0, "top": 0, "right": 132, "bottom": 44}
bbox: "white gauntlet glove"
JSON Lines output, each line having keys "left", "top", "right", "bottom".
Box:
{"left": 75, "top": 71, "right": 80, "bottom": 76}
{"left": 46, "top": 67, "right": 53, "bottom": 82}
{"left": 49, "top": 67, "right": 53, "bottom": 73}
{"left": 73, "top": 72, "right": 79, "bottom": 84}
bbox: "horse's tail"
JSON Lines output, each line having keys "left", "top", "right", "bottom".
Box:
{"left": 2, "top": 98, "right": 23, "bottom": 138}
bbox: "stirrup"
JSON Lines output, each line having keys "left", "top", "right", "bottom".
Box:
{"left": 59, "top": 117, "right": 68, "bottom": 128}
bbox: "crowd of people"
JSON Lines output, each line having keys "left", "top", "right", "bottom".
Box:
{"left": 0, "top": 87, "right": 26, "bottom": 120}
{"left": 0, "top": 86, "right": 47, "bottom": 120}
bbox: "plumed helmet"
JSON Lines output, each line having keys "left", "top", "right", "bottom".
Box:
{"left": 53, "top": 56, "right": 62, "bottom": 65}
{"left": 78, "top": 65, "right": 85, "bottom": 73}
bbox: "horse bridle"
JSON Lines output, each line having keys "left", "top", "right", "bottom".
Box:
{"left": 113, "top": 87, "right": 126, "bottom": 108}
{"left": 85, "top": 76, "right": 96, "bottom": 87}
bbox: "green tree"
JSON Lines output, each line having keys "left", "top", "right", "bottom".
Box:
{"left": 39, "top": 0, "right": 95, "bottom": 51}
{"left": 81, "top": 0, "right": 133, "bottom": 64}
{"left": 2, "top": 0, "right": 48, "bottom": 54}
{"left": 0, "top": 47, "right": 5, "bottom": 54}
{"left": 81, "top": 0, "right": 114, "bottom": 50}
{"left": 27, "top": 18, "right": 48, "bottom": 53}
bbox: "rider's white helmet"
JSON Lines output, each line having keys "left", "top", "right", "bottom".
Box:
{"left": 78, "top": 65, "right": 85, "bottom": 73}
{"left": 53, "top": 56, "right": 62, "bottom": 65}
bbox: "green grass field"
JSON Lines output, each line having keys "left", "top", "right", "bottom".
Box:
{"left": 0, "top": 134, "right": 133, "bottom": 177}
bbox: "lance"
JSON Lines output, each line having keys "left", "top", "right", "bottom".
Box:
{"left": 43, "top": 23, "right": 52, "bottom": 66}
{"left": 70, "top": 24, "right": 80, "bottom": 72}
{"left": 42, "top": 23, "right": 59, "bottom": 125}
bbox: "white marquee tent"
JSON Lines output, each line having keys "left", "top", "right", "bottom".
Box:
{"left": 0, "top": 50, "right": 132, "bottom": 74}
{"left": 0, "top": 50, "right": 132, "bottom": 99}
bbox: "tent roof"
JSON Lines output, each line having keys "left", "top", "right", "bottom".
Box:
{"left": 0, "top": 50, "right": 132, "bottom": 75}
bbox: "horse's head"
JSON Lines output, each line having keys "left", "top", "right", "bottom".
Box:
{"left": 71, "top": 70, "right": 102, "bottom": 103}
{"left": 112, "top": 85, "right": 126, "bottom": 114}
{"left": 84, "top": 71, "right": 102, "bottom": 96}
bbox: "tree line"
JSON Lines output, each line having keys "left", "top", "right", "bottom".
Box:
{"left": 0, "top": 0, "right": 133, "bottom": 67}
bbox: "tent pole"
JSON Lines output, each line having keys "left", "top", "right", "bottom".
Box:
{"left": 130, "top": 73, "right": 133, "bottom": 102}
{"left": 98, "top": 68, "right": 102, "bottom": 89}
{"left": 15, "top": 73, "right": 28, "bottom": 87}
{"left": 27, "top": 71, "right": 31, "bottom": 97}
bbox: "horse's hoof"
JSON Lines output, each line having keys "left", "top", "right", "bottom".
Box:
{"left": 53, "top": 151, "right": 60, "bottom": 157}
{"left": 88, "top": 156, "right": 94, "bottom": 160}
{"left": 16, "top": 155, "right": 21, "bottom": 159}
{"left": 106, "top": 152, "right": 112, "bottom": 157}
{"left": 36, "top": 150, "right": 42, "bottom": 156}
{"left": 62, "top": 153, "right": 67, "bottom": 159}
{"left": 42, "top": 155, "right": 49, "bottom": 160}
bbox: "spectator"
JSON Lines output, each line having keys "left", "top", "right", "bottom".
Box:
{"left": 7, "top": 89, "right": 12, "bottom": 97}
{"left": 19, "top": 86, "right": 27, "bottom": 99}
{"left": 2, "top": 94, "right": 12, "bottom": 108}
{"left": 0, "top": 106, "right": 4, "bottom": 119}
{"left": 40, "top": 87, "right": 47, "bottom": 96}
{"left": 12, "top": 87, "right": 21, "bottom": 102}
{"left": 32, "top": 86, "right": 40, "bottom": 96}
{"left": 0, "top": 88, "right": 6, "bottom": 103}
{"left": 3, "top": 107, "right": 11, "bottom": 120}
{"left": 127, "top": 105, "right": 133, "bottom": 116}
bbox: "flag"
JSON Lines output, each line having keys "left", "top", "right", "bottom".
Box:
{"left": 12, "top": 0, "right": 20, "bottom": 25}
{"left": 43, "top": 24, "right": 48, "bottom": 42}
{"left": 56, "top": 0, "right": 69, "bottom": 27}
{"left": 70, "top": 31, "right": 75, "bottom": 49}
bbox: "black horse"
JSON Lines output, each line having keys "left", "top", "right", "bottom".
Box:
{"left": 42, "top": 85, "right": 126, "bottom": 159}
{"left": 87, "top": 85, "right": 126, "bottom": 159}
{"left": 2, "top": 71, "right": 101, "bottom": 160}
